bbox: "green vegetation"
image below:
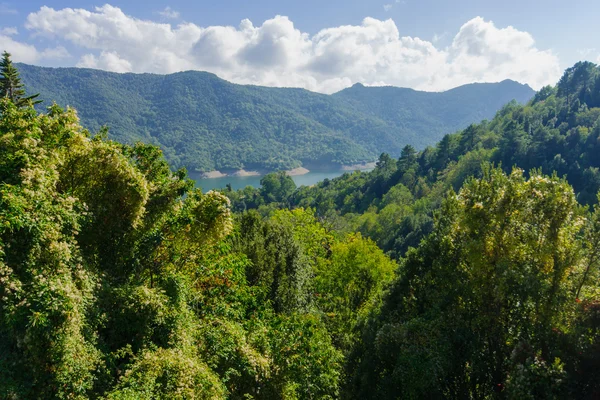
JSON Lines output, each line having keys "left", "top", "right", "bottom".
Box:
{"left": 347, "top": 168, "right": 600, "bottom": 399}
{"left": 17, "top": 63, "right": 533, "bottom": 172}
{"left": 225, "top": 61, "right": 600, "bottom": 397}
{"left": 0, "top": 55, "right": 396, "bottom": 398}
{"left": 4, "top": 55, "right": 600, "bottom": 399}
{"left": 231, "top": 61, "right": 600, "bottom": 257}
{"left": 1, "top": 52, "right": 41, "bottom": 107}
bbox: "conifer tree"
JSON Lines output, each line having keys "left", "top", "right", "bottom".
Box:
{"left": 0, "top": 50, "right": 41, "bottom": 107}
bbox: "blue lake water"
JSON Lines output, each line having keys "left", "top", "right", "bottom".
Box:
{"left": 189, "top": 169, "right": 371, "bottom": 192}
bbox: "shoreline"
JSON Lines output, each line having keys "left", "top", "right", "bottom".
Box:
{"left": 200, "top": 170, "right": 227, "bottom": 178}
{"left": 199, "top": 162, "right": 375, "bottom": 179}
{"left": 231, "top": 169, "right": 260, "bottom": 177}
{"left": 286, "top": 167, "right": 310, "bottom": 176}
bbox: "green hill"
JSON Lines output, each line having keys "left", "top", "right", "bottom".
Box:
{"left": 17, "top": 63, "right": 534, "bottom": 172}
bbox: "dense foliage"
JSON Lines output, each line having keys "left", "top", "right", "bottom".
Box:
{"left": 4, "top": 57, "right": 600, "bottom": 399}
{"left": 0, "top": 60, "right": 398, "bottom": 398}
{"left": 224, "top": 61, "right": 600, "bottom": 398}
{"left": 18, "top": 63, "right": 533, "bottom": 172}
{"left": 347, "top": 167, "right": 600, "bottom": 399}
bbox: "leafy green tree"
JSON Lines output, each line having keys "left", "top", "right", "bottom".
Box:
{"left": 315, "top": 233, "right": 397, "bottom": 350}
{"left": 266, "top": 314, "right": 343, "bottom": 400}
{"left": 260, "top": 171, "right": 297, "bottom": 204}
{"left": 104, "top": 348, "right": 227, "bottom": 399}
{"left": 0, "top": 100, "right": 100, "bottom": 399}
{"left": 232, "top": 211, "right": 312, "bottom": 313}
{"left": 270, "top": 208, "right": 333, "bottom": 264}
{"left": 347, "top": 167, "right": 593, "bottom": 399}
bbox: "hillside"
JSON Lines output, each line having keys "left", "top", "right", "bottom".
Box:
{"left": 224, "top": 61, "right": 600, "bottom": 399}
{"left": 17, "top": 63, "right": 534, "bottom": 172}
{"left": 231, "top": 62, "right": 600, "bottom": 256}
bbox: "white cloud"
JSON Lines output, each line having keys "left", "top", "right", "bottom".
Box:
{"left": 383, "top": 4, "right": 393, "bottom": 11}
{"left": 77, "top": 51, "right": 132, "bottom": 72}
{"left": 39, "top": 46, "right": 70, "bottom": 60}
{"left": 0, "top": 33, "right": 69, "bottom": 64}
{"left": 0, "top": 35, "right": 39, "bottom": 63}
{"left": 441, "top": 17, "right": 560, "bottom": 90}
{"left": 24, "top": 5, "right": 561, "bottom": 93}
{"left": 158, "top": 6, "right": 179, "bottom": 19}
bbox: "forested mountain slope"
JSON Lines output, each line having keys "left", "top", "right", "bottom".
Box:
{"left": 230, "top": 61, "right": 600, "bottom": 256}
{"left": 223, "top": 60, "right": 600, "bottom": 400}
{"left": 333, "top": 79, "right": 533, "bottom": 141}
{"left": 17, "top": 63, "right": 533, "bottom": 172}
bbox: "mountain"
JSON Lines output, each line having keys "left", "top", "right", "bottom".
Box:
{"left": 233, "top": 62, "right": 600, "bottom": 257}
{"left": 17, "top": 63, "right": 535, "bottom": 172}
{"left": 333, "top": 80, "right": 535, "bottom": 137}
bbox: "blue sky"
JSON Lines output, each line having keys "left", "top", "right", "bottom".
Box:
{"left": 0, "top": 0, "right": 597, "bottom": 93}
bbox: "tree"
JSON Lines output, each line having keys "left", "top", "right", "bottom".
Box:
{"left": 233, "top": 210, "right": 312, "bottom": 313}
{"left": 260, "top": 171, "right": 296, "bottom": 204}
{"left": 0, "top": 51, "right": 41, "bottom": 107}
{"left": 315, "top": 233, "right": 397, "bottom": 350}
{"left": 347, "top": 167, "right": 591, "bottom": 399}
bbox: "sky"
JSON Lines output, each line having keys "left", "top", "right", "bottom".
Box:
{"left": 0, "top": 0, "right": 598, "bottom": 94}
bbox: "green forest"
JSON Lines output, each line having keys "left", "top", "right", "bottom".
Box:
{"left": 17, "top": 63, "right": 533, "bottom": 172}
{"left": 2, "top": 52, "right": 600, "bottom": 399}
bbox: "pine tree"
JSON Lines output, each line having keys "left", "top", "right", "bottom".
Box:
{"left": 0, "top": 51, "right": 41, "bottom": 107}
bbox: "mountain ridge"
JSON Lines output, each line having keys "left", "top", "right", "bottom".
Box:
{"left": 17, "top": 63, "right": 535, "bottom": 172}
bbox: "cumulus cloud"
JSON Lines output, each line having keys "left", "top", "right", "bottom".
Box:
{"left": 39, "top": 46, "right": 70, "bottom": 60}
{"left": 0, "top": 32, "right": 69, "bottom": 64}
{"left": 383, "top": 4, "right": 393, "bottom": 12}
{"left": 24, "top": 5, "right": 561, "bottom": 93}
{"left": 440, "top": 17, "right": 560, "bottom": 89}
{"left": 77, "top": 51, "right": 132, "bottom": 72}
{"left": 0, "top": 35, "right": 39, "bottom": 63}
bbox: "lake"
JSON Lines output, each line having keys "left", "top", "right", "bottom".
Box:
{"left": 189, "top": 169, "right": 371, "bottom": 192}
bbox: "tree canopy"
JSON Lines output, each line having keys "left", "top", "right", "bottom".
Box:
{"left": 3, "top": 59, "right": 600, "bottom": 399}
